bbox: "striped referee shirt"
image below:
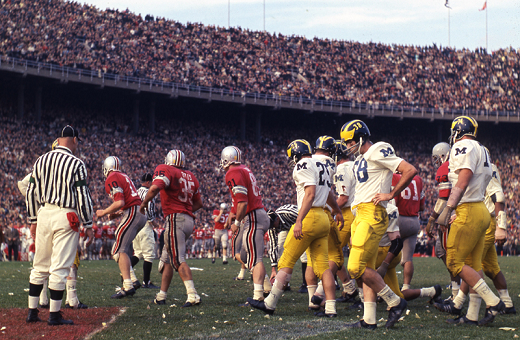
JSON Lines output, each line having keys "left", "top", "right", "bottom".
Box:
{"left": 138, "top": 186, "right": 157, "bottom": 222}
{"left": 26, "top": 146, "right": 94, "bottom": 227}
{"left": 268, "top": 204, "right": 299, "bottom": 266}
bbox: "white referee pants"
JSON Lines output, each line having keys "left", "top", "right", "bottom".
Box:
{"left": 133, "top": 221, "right": 156, "bottom": 262}
{"left": 30, "top": 204, "right": 79, "bottom": 291}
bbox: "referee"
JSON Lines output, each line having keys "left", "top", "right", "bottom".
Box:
{"left": 26, "top": 125, "right": 94, "bottom": 326}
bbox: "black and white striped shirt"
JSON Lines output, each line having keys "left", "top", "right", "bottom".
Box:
{"left": 138, "top": 186, "right": 157, "bottom": 222}
{"left": 268, "top": 204, "right": 299, "bottom": 266}
{"left": 26, "top": 146, "right": 94, "bottom": 227}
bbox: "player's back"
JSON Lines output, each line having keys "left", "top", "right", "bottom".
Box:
{"left": 225, "top": 165, "right": 264, "bottom": 213}
{"left": 105, "top": 171, "right": 142, "bottom": 210}
{"left": 293, "top": 157, "right": 331, "bottom": 209}
{"left": 392, "top": 174, "right": 424, "bottom": 217}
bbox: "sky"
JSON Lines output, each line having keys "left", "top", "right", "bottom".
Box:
{"left": 81, "top": 0, "right": 519, "bottom": 51}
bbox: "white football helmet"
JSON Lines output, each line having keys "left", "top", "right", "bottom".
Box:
{"left": 103, "top": 156, "right": 121, "bottom": 178}
{"left": 432, "top": 142, "right": 450, "bottom": 168}
{"left": 220, "top": 203, "right": 229, "bottom": 211}
{"left": 220, "top": 146, "right": 242, "bottom": 170}
{"left": 165, "top": 150, "right": 185, "bottom": 168}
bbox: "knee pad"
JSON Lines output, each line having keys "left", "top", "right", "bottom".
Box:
{"left": 113, "top": 253, "right": 120, "bottom": 263}
{"left": 158, "top": 260, "right": 165, "bottom": 274}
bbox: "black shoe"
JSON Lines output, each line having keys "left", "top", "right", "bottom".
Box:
{"left": 345, "top": 320, "right": 376, "bottom": 330}
{"left": 429, "top": 284, "right": 443, "bottom": 305}
{"left": 212, "top": 258, "right": 215, "bottom": 264}
{"left": 284, "top": 284, "right": 291, "bottom": 292}
{"left": 65, "top": 301, "right": 88, "bottom": 309}
{"left": 298, "top": 284, "right": 308, "bottom": 294}
{"left": 133, "top": 281, "right": 141, "bottom": 290}
{"left": 247, "top": 297, "right": 275, "bottom": 315}
{"left": 503, "top": 306, "right": 516, "bottom": 315}
{"left": 386, "top": 298, "right": 407, "bottom": 328}
{"left": 478, "top": 301, "right": 505, "bottom": 326}
{"left": 315, "top": 311, "right": 337, "bottom": 318}
{"left": 447, "top": 315, "right": 478, "bottom": 325}
{"left": 111, "top": 288, "right": 136, "bottom": 299}
{"left": 311, "top": 295, "right": 323, "bottom": 306}
{"left": 39, "top": 303, "right": 49, "bottom": 309}
{"left": 182, "top": 297, "right": 201, "bottom": 308}
{"left": 26, "top": 308, "right": 42, "bottom": 323}
{"left": 142, "top": 281, "right": 160, "bottom": 289}
{"left": 223, "top": 261, "right": 228, "bottom": 265}
{"left": 434, "top": 299, "right": 462, "bottom": 315}
{"left": 233, "top": 277, "right": 245, "bottom": 281}
{"left": 48, "top": 311, "right": 74, "bottom": 326}
{"left": 154, "top": 298, "right": 166, "bottom": 305}
{"left": 336, "top": 290, "right": 359, "bottom": 303}
{"left": 349, "top": 300, "right": 363, "bottom": 310}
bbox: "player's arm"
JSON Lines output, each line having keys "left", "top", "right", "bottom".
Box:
{"left": 96, "top": 195, "right": 125, "bottom": 218}
{"left": 491, "top": 190, "right": 507, "bottom": 245}
{"left": 213, "top": 210, "right": 224, "bottom": 223}
{"left": 327, "top": 189, "right": 344, "bottom": 230}
{"left": 376, "top": 231, "right": 402, "bottom": 278}
{"left": 232, "top": 201, "right": 247, "bottom": 233}
{"left": 373, "top": 160, "right": 418, "bottom": 205}
{"left": 437, "top": 168, "right": 472, "bottom": 227}
{"left": 336, "top": 194, "right": 349, "bottom": 209}
{"left": 85, "top": 227, "right": 94, "bottom": 247}
{"left": 294, "top": 185, "right": 315, "bottom": 240}
{"left": 140, "top": 184, "right": 161, "bottom": 215}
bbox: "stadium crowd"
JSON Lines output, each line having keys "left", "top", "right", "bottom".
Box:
{"left": 1, "top": 104, "right": 519, "bottom": 262}
{"left": 0, "top": 0, "right": 519, "bottom": 113}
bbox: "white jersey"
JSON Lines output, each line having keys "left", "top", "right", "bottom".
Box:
{"left": 293, "top": 157, "right": 332, "bottom": 210}
{"left": 18, "top": 173, "right": 31, "bottom": 197}
{"left": 484, "top": 164, "right": 503, "bottom": 215}
{"left": 448, "top": 139, "right": 492, "bottom": 205}
{"left": 379, "top": 203, "right": 399, "bottom": 247}
{"left": 351, "top": 142, "right": 403, "bottom": 209}
{"left": 313, "top": 154, "right": 336, "bottom": 211}
{"left": 334, "top": 161, "right": 356, "bottom": 208}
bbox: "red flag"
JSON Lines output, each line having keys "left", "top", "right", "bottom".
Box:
{"left": 479, "top": 1, "right": 487, "bottom": 11}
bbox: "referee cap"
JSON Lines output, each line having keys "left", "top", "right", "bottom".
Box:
{"left": 60, "top": 125, "right": 81, "bottom": 141}
{"left": 141, "top": 173, "right": 153, "bottom": 182}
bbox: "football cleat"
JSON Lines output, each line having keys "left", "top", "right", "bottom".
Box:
{"left": 111, "top": 288, "right": 136, "bottom": 299}
{"left": 284, "top": 284, "right": 291, "bottom": 292}
{"left": 446, "top": 315, "right": 478, "bottom": 325}
{"left": 311, "top": 295, "right": 323, "bottom": 306}
{"left": 222, "top": 261, "right": 228, "bottom": 265}
{"left": 247, "top": 297, "right": 275, "bottom": 315}
{"left": 429, "top": 284, "right": 443, "bottom": 305}
{"left": 212, "top": 258, "right": 215, "bottom": 264}
{"left": 26, "top": 309, "right": 42, "bottom": 323}
{"left": 298, "top": 284, "right": 308, "bottom": 294}
{"left": 153, "top": 298, "right": 166, "bottom": 305}
{"left": 349, "top": 300, "right": 363, "bottom": 310}
{"left": 48, "top": 311, "right": 74, "bottom": 326}
{"left": 478, "top": 301, "right": 505, "bottom": 326}
{"left": 308, "top": 305, "right": 322, "bottom": 312}
{"left": 336, "top": 290, "right": 359, "bottom": 303}
{"left": 39, "top": 303, "right": 49, "bottom": 309}
{"left": 133, "top": 281, "right": 141, "bottom": 290}
{"left": 385, "top": 298, "right": 407, "bottom": 328}
{"left": 182, "top": 294, "right": 201, "bottom": 308}
{"left": 142, "top": 281, "right": 160, "bottom": 289}
{"left": 314, "top": 311, "right": 337, "bottom": 318}
{"left": 503, "top": 306, "right": 517, "bottom": 315}
{"left": 65, "top": 301, "right": 88, "bottom": 309}
{"left": 345, "top": 320, "right": 377, "bottom": 330}
{"left": 233, "top": 276, "right": 245, "bottom": 281}
{"left": 434, "top": 299, "right": 462, "bottom": 315}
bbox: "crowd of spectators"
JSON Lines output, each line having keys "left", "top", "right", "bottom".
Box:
{"left": 0, "top": 0, "right": 519, "bottom": 113}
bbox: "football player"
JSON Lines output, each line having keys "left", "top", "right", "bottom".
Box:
{"left": 248, "top": 140, "right": 344, "bottom": 317}
{"left": 97, "top": 156, "right": 147, "bottom": 299}
{"left": 340, "top": 119, "right": 417, "bottom": 329}
{"left": 141, "top": 150, "right": 203, "bottom": 307}
{"left": 212, "top": 203, "right": 230, "bottom": 264}
{"left": 435, "top": 116, "right": 504, "bottom": 325}
{"left": 220, "top": 146, "right": 271, "bottom": 302}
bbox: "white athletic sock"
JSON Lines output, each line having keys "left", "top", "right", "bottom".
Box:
{"left": 420, "top": 286, "right": 436, "bottom": 298}
{"left": 307, "top": 285, "right": 318, "bottom": 307}
{"left": 123, "top": 279, "right": 133, "bottom": 291}
{"left": 453, "top": 290, "right": 466, "bottom": 309}
{"left": 473, "top": 278, "right": 500, "bottom": 307}
{"left": 49, "top": 299, "right": 61, "bottom": 313}
{"left": 451, "top": 281, "right": 460, "bottom": 298}
{"left": 39, "top": 279, "right": 48, "bottom": 305}
{"left": 29, "top": 296, "right": 39, "bottom": 309}
{"left": 498, "top": 289, "right": 513, "bottom": 308}
{"left": 358, "top": 288, "right": 364, "bottom": 303}
{"left": 263, "top": 272, "right": 291, "bottom": 310}
{"left": 184, "top": 280, "right": 197, "bottom": 295}
{"left": 223, "top": 255, "right": 227, "bottom": 262}
{"left": 130, "top": 267, "right": 138, "bottom": 282}
{"left": 325, "top": 300, "right": 336, "bottom": 314}
{"left": 237, "top": 268, "right": 246, "bottom": 279}
{"left": 156, "top": 290, "right": 167, "bottom": 301}
{"left": 377, "top": 285, "right": 401, "bottom": 308}
{"left": 315, "top": 281, "right": 325, "bottom": 297}
{"left": 343, "top": 279, "right": 356, "bottom": 294}
{"left": 263, "top": 275, "right": 272, "bottom": 292}
{"left": 66, "top": 279, "right": 78, "bottom": 307}
{"left": 466, "top": 293, "right": 482, "bottom": 321}
{"left": 402, "top": 284, "right": 411, "bottom": 291}
{"left": 254, "top": 283, "right": 264, "bottom": 300}
{"left": 363, "top": 301, "right": 377, "bottom": 325}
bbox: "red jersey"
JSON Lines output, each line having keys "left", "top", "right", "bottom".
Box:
{"left": 225, "top": 165, "right": 264, "bottom": 215}
{"left": 194, "top": 228, "right": 205, "bottom": 240}
{"left": 152, "top": 164, "right": 201, "bottom": 218}
{"left": 204, "top": 228, "right": 214, "bottom": 239}
{"left": 212, "top": 209, "right": 229, "bottom": 230}
{"left": 392, "top": 174, "right": 424, "bottom": 217}
{"left": 435, "top": 161, "right": 451, "bottom": 199}
{"left": 105, "top": 171, "right": 142, "bottom": 210}
{"left": 103, "top": 224, "right": 116, "bottom": 240}
{"left": 93, "top": 225, "right": 104, "bottom": 239}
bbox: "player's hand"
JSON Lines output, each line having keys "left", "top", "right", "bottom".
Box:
{"left": 96, "top": 209, "right": 105, "bottom": 218}
{"left": 270, "top": 267, "right": 277, "bottom": 282}
{"left": 30, "top": 224, "right": 37, "bottom": 240}
{"left": 425, "top": 216, "right": 436, "bottom": 238}
{"left": 439, "top": 225, "right": 447, "bottom": 234}
{"left": 448, "top": 212, "right": 457, "bottom": 225}
{"left": 293, "top": 221, "right": 303, "bottom": 240}
{"left": 231, "top": 224, "right": 239, "bottom": 235}
{"left": 372, "top": 193, "right": 393, "bottom": 206}
{"left": 139, "top": 203, "right": 147, "bottom": 216}
{"left": 495, "top": 228, "right": 507, "bottom": 246}
{"left": 334, "top": 211, "right": 345, "bottom": 231}
{"left": 85, "top": 228, "right": 94, "bottom": 247}
{"left": 376, "top": 262, "right": 389, "bottom": 278}
{"left": 108, "top": 211, "right": 122, "bottom": 220}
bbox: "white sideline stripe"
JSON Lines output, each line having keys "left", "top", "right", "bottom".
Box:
{"left": 84, "top": 307, "right": 127, "bottom": 340}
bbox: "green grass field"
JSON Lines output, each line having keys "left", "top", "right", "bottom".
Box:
{"left": 1, "top": 256, "right": 519, "bottom": 339}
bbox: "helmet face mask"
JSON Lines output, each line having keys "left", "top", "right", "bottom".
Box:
{"left": 103, "top": 156, "right": 121, "bottom": 178}
{"left": 165, "top": 150, "right": 186, "bottom": 168}
{"left": 314, "top": 136, "right": 336, "bottom": 157}
{"left": 340, "top": 120, "right": 371, "bottom": 157}
{"left": 287, "top": 139, "right": 312, "bottom": 167}
{"left": 220, "top": 146, "right": 242, "bottom": 170}
{"left": 449, "top": 116, "right": 478, "bottom": 146}
{"left": 432, "top": 142, "right": 450, "bottom": 168}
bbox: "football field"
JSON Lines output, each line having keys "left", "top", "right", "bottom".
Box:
{"left": 1, "top": 257, "right": 519, "bottom": 339}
